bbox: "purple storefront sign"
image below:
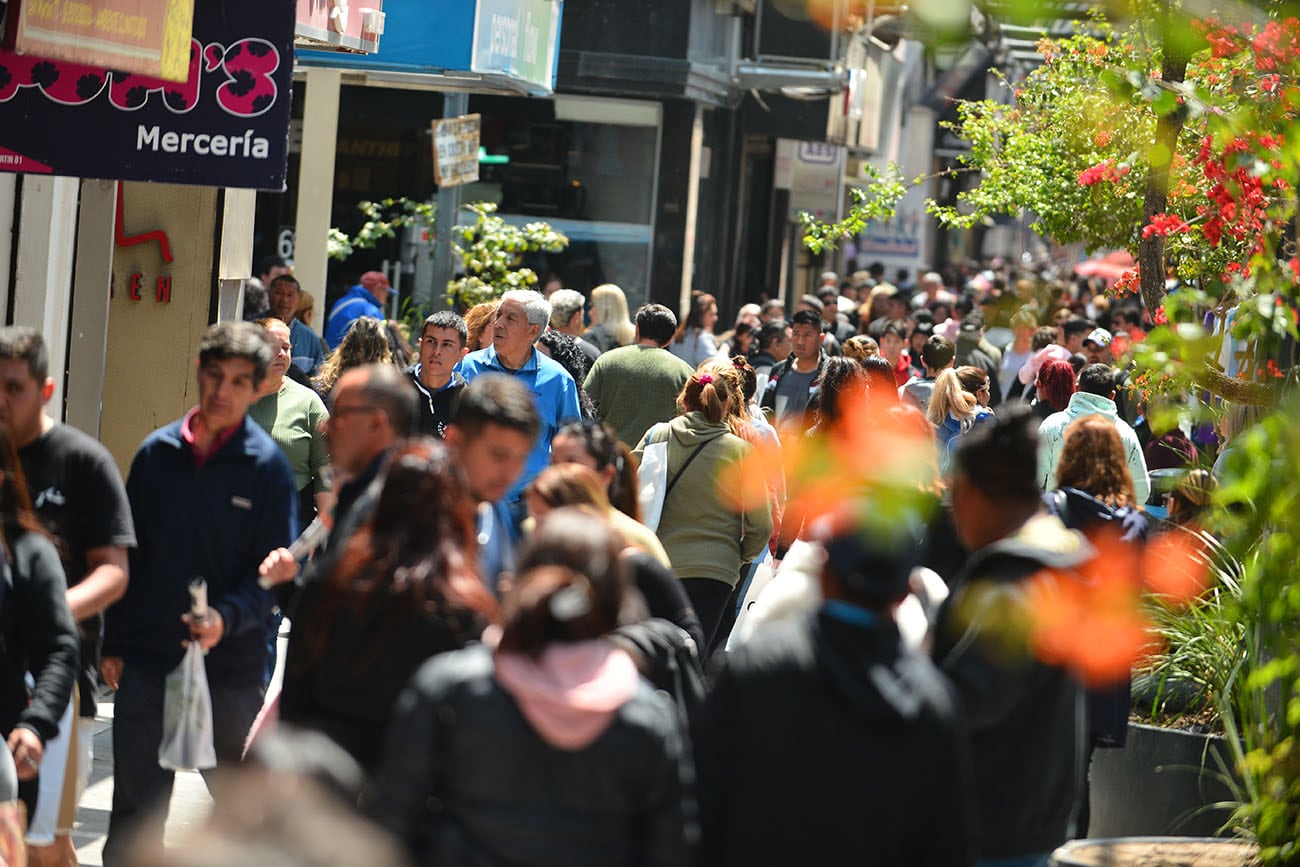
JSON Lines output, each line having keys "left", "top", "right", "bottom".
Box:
{"left": 0, "top": 0, "right": 292, "bottom": 190}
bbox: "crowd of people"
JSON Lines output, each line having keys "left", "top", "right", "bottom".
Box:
{"left": 0, "top": 259, "right": 1239, "bottom": 867}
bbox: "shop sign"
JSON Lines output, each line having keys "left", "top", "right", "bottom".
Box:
{"left": 776, "top": 138, "right": 845, "bottom": 223}
{"left": 432, "top": 113, "right": 480, "bottom": 187}
{"left": 470, "top": 0, "right": 559, "bottom": 94}
{"left": 0, "top": 0, "right": 293, "bottom": 190}
{"left": 4, "top": 0, "right": 194, "bottom": 81}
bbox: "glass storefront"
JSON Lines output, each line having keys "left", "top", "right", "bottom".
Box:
{"left": 255, "top": 86, "right": 661, "bottom": 312}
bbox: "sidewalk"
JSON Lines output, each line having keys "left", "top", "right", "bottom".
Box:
{"left": 71, "top": 628, "right": 288, "bottom": 865}
{"left": 72, "top": 696, "right": 214, "bottom": 866}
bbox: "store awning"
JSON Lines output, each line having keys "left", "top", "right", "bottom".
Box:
{"left": 297, "top": 0, "right": 562, "bottom": 97}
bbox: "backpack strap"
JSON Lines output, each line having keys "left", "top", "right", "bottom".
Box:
{"left": 664, "top": 438, "right": 714, "bottom": 501}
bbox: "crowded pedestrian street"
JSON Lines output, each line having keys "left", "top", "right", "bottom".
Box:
{"left": 1, "top": 1, "right": 1299, "bottom": 866}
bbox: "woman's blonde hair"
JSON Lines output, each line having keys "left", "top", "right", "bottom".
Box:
{"left": 926, "top": 368, "right": 978, "bottom": 427}
{"left": 589, "top": 284, "right": 635, "bottom": 347}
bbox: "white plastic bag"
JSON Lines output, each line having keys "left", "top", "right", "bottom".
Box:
{"left": 637, "top": 426, "right": 670, "bottom": 531}
{"left": 158, "top": 642, "right": 217, "bottom": 771}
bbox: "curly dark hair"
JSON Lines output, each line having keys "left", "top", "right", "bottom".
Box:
{"left": 553, "top": 419, "right": 640, "bottom": 520}
{"left": 537, "top": 329, "right": 597, "bottom": 419}
{"left": 1055, "top": 415, "right": 1136, "bottom": 509}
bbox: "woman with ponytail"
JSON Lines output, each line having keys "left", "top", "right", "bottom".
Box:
{"left": 369, "top": 508, "right": 691, "bottom": 866}
{"left": 633, "top": 363, "right": 773, "bottom": 652}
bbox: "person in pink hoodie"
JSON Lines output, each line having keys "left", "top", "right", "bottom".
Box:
{"left": 367, "top": 508, "right": 693, "bottom": 866}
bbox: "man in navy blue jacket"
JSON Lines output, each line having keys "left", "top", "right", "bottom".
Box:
{"left": 102, "top": 321, "right": 296, "bottom": 865}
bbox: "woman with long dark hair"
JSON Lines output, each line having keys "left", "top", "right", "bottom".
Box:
{"left": 0, "top": 426, "right": 77, "bottom": 823}
{"left": 550, "top": 419, "right": 641, "bottom": 519}
{"left": 369, "top": 508, "right": 692, "bottom": 866}
{"left": 668, "top": 293, "right": 719, "bottom": 368}
{"left": 529, "top": 461, "right": 669, "bottom": 568}
{"left": 280, "top": 438, "right": 496, "bottom": 773}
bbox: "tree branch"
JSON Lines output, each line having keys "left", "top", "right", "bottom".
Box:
{"left": 1192, "top": 362, "right": 1276, "bottom": 406}
{"left": 1138, "top": 8, "right": 1190, "bottom": 315}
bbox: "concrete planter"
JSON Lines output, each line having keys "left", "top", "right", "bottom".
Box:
{"left": 1052, "top": 837, "right": 1259, "bottom": 866}
{"left": 1088, "top": 722, "right": 1240, "bottom": 838}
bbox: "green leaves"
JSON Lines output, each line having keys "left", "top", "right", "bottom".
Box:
{"left": 444, "top": 202, "right": 569, "bottom": 309}
{"left": 326, "top": 197, "right": 438, "bottom": 262}
{"left": 801, "top": 164, "right": 908, "bottom": 255}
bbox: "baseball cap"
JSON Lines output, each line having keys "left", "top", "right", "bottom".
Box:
{"left": 1083, "top": 327, "right": 1112, "bottom": 348}
{"left": 359, "top": 271, "right": 396, "bottom": 295}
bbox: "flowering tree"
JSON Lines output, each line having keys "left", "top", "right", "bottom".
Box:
{"left": 794, "top": 6, "right": 1300, "bottom": 855}
{"left": 927, "top": 9, "right": 1300, "bottom": 406}
{"left": 918, "top": 9, "right": 1300, "bottom": 857}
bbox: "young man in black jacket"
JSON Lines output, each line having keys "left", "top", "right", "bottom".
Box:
{"left": 933, "top": 408, "right": 1090, "bottom": 864}
{"left": 102, "top": 322, "right": 297, "bottom": 866}
{"left": 405, "top": 311, "right": 469, "bottom": 439}
{"left": 699, "top": 503, "right": 976, "bottom": 866}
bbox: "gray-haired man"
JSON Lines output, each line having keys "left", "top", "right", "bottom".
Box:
{"left": 455, "top": 290, "right": 581, "bottom": 507}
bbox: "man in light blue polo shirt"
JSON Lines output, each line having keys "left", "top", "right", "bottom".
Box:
{"left": 455, "top": 289, "right": 581, "bottom": 509}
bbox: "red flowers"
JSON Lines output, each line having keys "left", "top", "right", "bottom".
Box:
{"left": 1113, "top": 267, "right": 1141, "bottom": 297}
{"left": 1078, "top": 159, "right": 1131, "bottom": 187}
{"left": 1194, "top": 132, "right": 1279, "bottom": 254}
{"left": 1142, "top": 213, "right": 1192, "bottom": 238}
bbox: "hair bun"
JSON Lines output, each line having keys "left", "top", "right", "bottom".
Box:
{"left": 549, "top": 584, "right": 592, "bottom": 622}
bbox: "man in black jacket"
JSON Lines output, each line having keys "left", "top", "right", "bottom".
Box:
{"left": 699, "top": 502, "right": 976, "bottom": 866}
{"left": 933, "top": 408, "right": 1089, "bottom": 864}
{"left": 405, "top": 311, "right": 469, "bottom": 439}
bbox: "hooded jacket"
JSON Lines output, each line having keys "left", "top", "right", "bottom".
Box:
{"left": 699, "top": 609, "right": 975, "bottom": 866}
{"left": 633, "top": 413, "right": 772, "bottom": 586}
{"left": 404, "top": 365, "right": 467, "bottom": 440}
{"left": 1038, "top": 391, "right": 1151, "bottom": 505}
{"left": 932, "top": 513, "right": 1090, "bottom": 859}
{"left": 368, "top": 643, "right": 692, "bottom": 867}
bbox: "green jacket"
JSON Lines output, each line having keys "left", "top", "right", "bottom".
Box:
{"left": 634, "top": 412, "right": 772, "bottom": 586}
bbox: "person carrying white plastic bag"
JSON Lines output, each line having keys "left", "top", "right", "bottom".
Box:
{"left": 158, "top": 579, "right": 216, "bottom": 772}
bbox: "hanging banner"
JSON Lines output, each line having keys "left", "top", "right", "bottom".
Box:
{"left": 0, "top": 0, "right": 293, "bottom": 190}
{"left": 4, "top": 0, "right": 195, "bottom": 82}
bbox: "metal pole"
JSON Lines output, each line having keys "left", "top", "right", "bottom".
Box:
{"left": 432, "top": 91, "right": 469, "bottom": 311}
